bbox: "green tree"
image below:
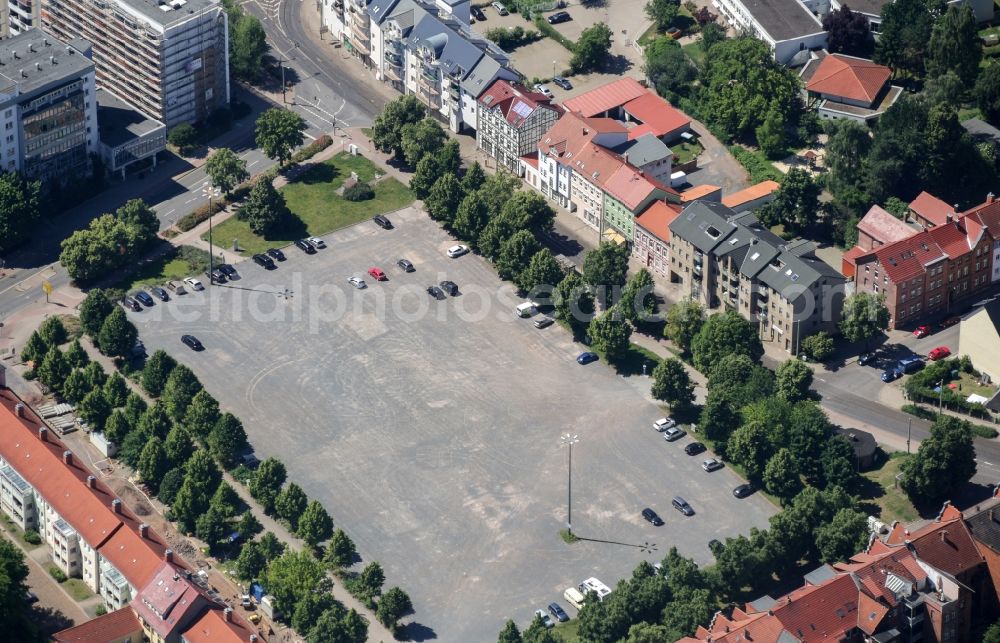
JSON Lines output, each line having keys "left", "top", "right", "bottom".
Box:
{"left": 0, "top": 537, "right": 30, "bottom": 632}
{"left": 164, "top": 425, "right": 194, "bottom": 467}
{"left": 435, "top": 140, "right": 462, "bottom": 177}
{"left": 826, "top": 119, "right": 872, "bottom": 202}
{"left": 498, "top": 619, "right": 524, "bottom": 643}
{"left": 38, "top": 316, "right": 67, "bottom": 347}
{"left": 83, "top": 360, "right": 106, "bottom": 389}
{"left": 230, "top": 13, "right": 268, "bottom": 81}
{"left": 118, "top": 426, "right": 152, "bottom": 469}
{"left": 103, "top": 372, "right": 128, "bottom": 408}
{"left": 168, "top": 123, "right": 198, "bottom": 153}
{"left": 275, "top": 482, "right": 308, "bottom": 528}
{"left": 572, "top": 23, "right": 613, "bottom": 73}
{"left": 727, "top": 420, "right": 773, "bottom": 479}
{"left": 926, "top": 5, "right": 981, "bottom": 86}
{"left": 453, "top": 192, "right": 490, "bottom": 245}
{"left": 650, "top": 359, "right": 695, "bottom": 413}
{"left": 408, "top": 153, "right": 442, "bottom": 200}
{"left": 161, "top": 364, "right": 201, "bottom": 422}
{"left": 157, "top": 467, "right": 185, "bottom": 505}
{"left": 975, "top": 62, "right": 1000, "bottom": 124}
{"left": 800, "top": 331, "right": 834, "bottom": 361}
{"left": 763, "top": 448, "right": 803, "bottom": 502}
{"left": 195, "top": 506, "right": 228, "bottom": 550}
{"left": 237, "top": 511, "right": 262, "bottom": 539}
{"left": 37, "top": 347, "right": 70, "bottom": 392}
{"left": 874, "top": 0, "right": 933, "bottom": 75}
{"left": 250, "top": 457, "right": 287, "bottom": 514}
{"left": 138, "top": 437, "right": 169, "bottom": 488}
{"left": 815, "top": 507, "right": 869, "bottom": 562}
{"left": 117, "top": 199, "right": 159, "bottom": 239}
{"left": 323, "top": 529, "right": 357, "bottom": 569}
{"left": 924, "top": 70, "right": 966, "bottom": 108}
{"left": 259, "top": 532, "right": 286, "bottom": 561}
{"left": 462, "top": 161, "right": 487, "bottom": 192}
{"left": 20, "top": 331, "right": 48, "bottom": 365}
{"left": 820, "top": 435, "right": 858, "bottom": 489}
{"left": 477, "top": 172, "right": 521, "bottom": 218}
{"left": 104, "top": 410, "right": 132, "bottom": 445}
{"left": 0, "top": 172, "right": 41, "bottom": 251}
{"left": 210, "top": 482, "right": 241, "bottom": 518}
{"left": 760, "top": 169, "right": 820, "bottom": 230}
{"left": 62, "top": 369, "right": 90, "bottom": 404}
{"left": 500, "top": 191, "right": 556, "bottom": 235}
{"left": 371, "top": 95, "right": 426, "bottom": 159}
{"left": 645, "top": 0, "right": 678, "bottom": 30}
{"left": 97, "top": 308, "right": 137, "bottom": 359}
{"left": 78, "top": 389, "right": 111, "bottom": 432}
{"left": 376, "top": 586, "right": 412, "bottom": 630}
{"left": 839, "top": 292, "right": 890, "bottom": 349}
{"left": 587, "top": 308, "right": 633, "bottom": 363}
{"left": 496, "top": 230, "right": 542, "bottom": 281}
{"left": 298, "top": 501, "right": 334, "bottom": 548}
{"left": 235, "top": 540, "right": 266, "bottom": 581}
{"left": 79, "top": 289, "right": 114, "bottom": 339}
{"left": 184, "top": 390, "right": 221, "bottom": 439}
{"left": 661, "top": 588, "right": 716, "bottom": 638}
{"left": 208, "top": 413, "right": 248, "bottom": 467}
{"left": 137, "top": 402, "right": 172, "bottom": 440}
{"left": 755, "top": 108, "right": 786, "bottom": 158}
{"left": 700, "top": 22, "right": 726, "bottom": 52}
{"left": 983, "top": 622, "right": 1000, "bottom": 643}
{"left": 400, "top": 117, "right": 447, "bottom": 167}
{"left": 706, "top": 354, "right": 775, "bottom": 406}
{"left": 478, "top": 210, "right": 529, "bottom": 261}
{"left": 516, "top": 248, "right": 564, "bottom": 295}
{"left": 644, "top": 37, "right": 696, "bottom": 102}
{"left": 255, "top": 108, "right": 306, "bottom": 166}
{"left": 822, "top": 5, "right": 871, "bottom": 56}
{"left": 554, "top": 271, "right": 595, "bottom": 331}
{"left": 624, "top": 622, "right": 674, "bottom": 643}
{"left": 775, "top": 358, "right": 813, "bottom": 402}
{"left": 620, "top": 268, "right": 657, "bottom": 323}
{"left": 293, "top": 591, "right": 338, "bottom": 636}
{"left": 582, "top": 242, "right": 629, "bottom": 305}
{"left": 263, "top": 549, "right": 333, "bottom": 617}
{"left": 206, "top": 147, "right": 249, "bottom": 197}
{"left": 698, "top": 391, "right": 739, "bottom": 444}
{"left": 691, "top": 310, "right": 763, "bottom": 375}
{"left": 141, "top": 349, "right": 176, "bottom": 396}
{"left": 239, "top": 179, "right": 291, "bottom": 236}
{"left": 424, "top": 174, "right": 464, "bottom": 225}
{"left": 901, "top": 415, "right": 976, "bottom": 506}
{"left": 353, "top": 561, "right": 385, "bottom": 601}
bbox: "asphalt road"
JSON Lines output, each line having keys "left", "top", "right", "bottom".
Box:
{"left": 126, "top": 207, "right": 775, "bottom": 640}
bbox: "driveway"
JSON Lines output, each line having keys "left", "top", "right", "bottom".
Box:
{"left": 685, "top": 122, "right": 750, "bottom": 195}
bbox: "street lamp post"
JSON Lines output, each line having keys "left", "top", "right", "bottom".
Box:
{"left": 203, "top": 184, "right": 221, "bottom": 284}
{"left": 560, "top": 433, "right": 579, "bottom": 535}
{"left": 937, "top": 379, "right": 945, "bottom": 412}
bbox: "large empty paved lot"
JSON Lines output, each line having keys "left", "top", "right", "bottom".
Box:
{"left": 130, "top": 207, "right": 775, "bottom": 640}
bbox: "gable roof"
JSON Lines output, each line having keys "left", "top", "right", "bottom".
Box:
{"left": 722, "top": 181, "right": 780, "bottom": 208}
{"left": 181, "top": 606, "right": 258, "bottom": 643}
{"left": 602, "top": 164, "right": 672, "bottom": 211}
{"left": 805, "top": 54, "right": 891, "bottom": 104}
{"left": 910, "top": 191, "right": 954, "bottom": 227}
{"left": 857, "top": 205, "right": 915, "bottom": 245}
{"left": 131, "top": 561, "right": 212, "bottom": 639}
{"left": 562, "top": 77, "right": 647, "bottom": 117}
{"left": 611, "top": 133, "right": 673, "bottom": 168}
{"left": 621, "top": 91, "right": 690, "bottom": 139}
{"left": 680, "top": 184, "right": 722, "bottom": 202}
{"left": 478, "top": 79, "right": 556, "bottom": 127}
{"left": 635, "top": 200, "right": 683, "bottom": 243}
{"left": 964, "top": 489, "right": 1000, "bottom": 554}
{"left": 52, "top": 606, "right": 142, "bottom": 643}
{"left": 887, "top": 503, "right": 985, "bottom": 577}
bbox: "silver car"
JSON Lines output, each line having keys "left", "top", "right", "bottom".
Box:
{"left": 663, "top": 427, "right": 686, "bottom": 442}
{"left": 652, "top": 417, "right": 676, "bottom": 432}
{"left": 347, "top": 277, "right": 367, "bottom": 289}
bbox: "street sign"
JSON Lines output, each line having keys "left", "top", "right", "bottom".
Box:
{"left": 42, "top": 281, "right": 52, "bottom": 302}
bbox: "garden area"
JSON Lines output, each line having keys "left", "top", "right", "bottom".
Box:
{"left": 115, "top": 246, "right": 211, "bottom": 293}
{"left": 859, "top": 452, "right": 919, "bottom": 524}
{"left": 206, "top": 152, "right": 414, "bottom": 256}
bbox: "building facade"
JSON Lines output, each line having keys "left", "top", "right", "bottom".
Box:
{"left": 633, "top": 201, "right": 682, "bottom": 279}
{"left": 712, "top": 0, "right": 828, "bottom": 63}
{"left": 476, "top": 80, "right": 558, "bottom": 174}
{"left": 42, "top": 0, "right": 230, "bottom": 127}
{"left": 8, "top": 0, "right": 42, "bottom": 35}
{"left": 799, "top": 52, "right": 902, "bottom": 123}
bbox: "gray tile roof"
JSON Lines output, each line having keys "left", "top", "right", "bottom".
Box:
{"left": 408, "top": 11, "right": 484, "bottom": 80}
{"left": 739, "top": 0, "right": 825, "bottom": 42}
{"left": 0, "top": 30, "right": 94, "bottom": 100}
{"left": 460, "top": 55, "right": 519, "bottom": 97}
{"left": 803, "top": 563, "right": 837, "bottom": 586}
{"left": 612, "top": 133, "right": 672, "bottom": 168}
{"left": 669, "top": 201, "right": 740, "bottom": 253}
{"left": 369, "top": 0, "right": 405, "bottom": 24}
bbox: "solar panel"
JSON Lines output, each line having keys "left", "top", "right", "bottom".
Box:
{"left": 511, "top": 100, "right": 532, "bottom": 119}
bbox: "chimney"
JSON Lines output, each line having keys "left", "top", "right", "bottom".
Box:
{"left": 28, "top": 43, "right": 34, "bottom": 53}
{"left": 224, "top": 607, "right": 233, "bottom": 622}
{"left": 989, "top": 192, "right": 996, "bottom": 203}
{"left": 86, "top": 475, "right": 96, "bottom": 488}
{"left": 43, "top": 37, "right": 49, "bottom": 46}
{"left": 946, "top": 213, "right": 953, "bottom": 224}
{"left": 165, "top": 548, "right": 173, "bottom": 563}
{"left": 139, "top": 523, "right": 149, "bottom": 538}
{"left": 941, "top": 530, "right": 948, "bottom": 543}
{"left": 623, "top": 152, "right": 628, "bottom": 164}
{"left": 34, "top": 62, "right": 40, "bottom": 71}
{"left": 38, "top": 426, "right": 47, "bottom": 441}
{"left": 12, "top": 50, "right": 18, "bottom": 59}
{"left": 15, "top": 403, "right": 24, "bottom": 417}
{"left": 62, "top": 450, "right": 72, "bottom": 465}
{"left": 112, "top": 498, "right": 122, "bottom": 514}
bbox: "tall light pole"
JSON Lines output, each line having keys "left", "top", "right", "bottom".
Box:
{"left": 560, "top": 433, "right": 579, "bottom": 536}
{"left": 937, "top": 379, "right": 945, "bottom": 412}
{"left": 203, "top": 184, "right": 221, "bottom": 283}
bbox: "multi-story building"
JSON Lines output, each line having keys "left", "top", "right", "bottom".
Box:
{"left": 0, "top": 463, "right": 35, "bottom": 531}
{"left": 799, "top": 52, "right": 902, "bottom": 123}
{"left": 0, "top": 30, "right": 98, "bottom": 185}
{"left": 633, "top": 200, "right": 682, "bottom": 279}
{"left": 601, "top": 163, "right": 673, "bottom": 244}
{"left": 476, "top": 79, "right": 559, "bottom": 174}
{"left": 712, "top": 0, "right": 827, "bottom": 64}
{"left": 668, "top": 200, "right": 846, "bottom": 354}
{"left": 7, "top": 0, "right": 42, "bottom": 35}
{"left": 95, "top": 88, "right": 167, "bottom": 179}
{"left": 561, "top": 76, "right": 690, "bottom": 144}
{"left": 42, "top": 0, "right": 230, "bottom": 127}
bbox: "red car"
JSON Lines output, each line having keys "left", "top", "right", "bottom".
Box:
{"left": 913, "top": 325, "right": 931, "bottom": 338}
{"left": 928, "top": 346, "right": 951, "bottom": 361}
{"left": 367, "top": 267, "right": 386, "bottom": 281}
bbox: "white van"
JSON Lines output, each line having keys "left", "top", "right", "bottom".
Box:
{"left": 579, "top": 577, "right": 612, "bottom": 602}
{"left": 563, "top": 586, "right": 586, "bottom": 610}
{"left": 515, "top": 301, "right": 538, "bottom": 318}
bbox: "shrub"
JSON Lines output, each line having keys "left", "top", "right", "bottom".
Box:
{"left": 290, "top": 134, "right": 333, "bottom": 164}
{"left": 728, "top": 145, "right": 783, "bottom": 183}
{"left": 49, "top": 566, "right": 67, "bottom": 582}
{"left": 176, "top": 199, "right": 227, "bottom": 232}
{"left": 534, "top": 15, "right": 575, "bottom": 52}
{"left": 24, "top": 530, "right": 41, "bottom": 545}
{"left": 343, "top": 182, "right": 375, "bottom": 201}
{"left": 902, "top": 404, "right": 937, "bottom": 421}
{"left": 95, "top": 604, "right": 107, "bottom": 616}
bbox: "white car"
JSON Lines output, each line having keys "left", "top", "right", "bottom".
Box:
{"left": 652, "top": 417, "right": 676, "bottom": 432}
{"left": 533, "top": 84, "right": 554, "bottom": 98}
{"left": 702, "top": 458, "right": 724, "bottom": 472}
{"left": 183, "top": 277, "right": 204, "bottom": 291}
{"left": 492, "top": 1, "right": 508, "bottom": 14}
{"left": 347, "top": 277, "right": 367, "bottom": 289}
{"left": 663, "top": 427, "right": 686, "bottom": 442}
{"left": 533, "top": 609, "right": 554, "bottom": 628}
{"left": 308, "top": 237, "right": 327, "bottom": 249}
{"left": 447, "top": 244, "right": 470, "bottom": 258}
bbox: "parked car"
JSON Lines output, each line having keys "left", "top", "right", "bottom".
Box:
{"left": 913, "top": 325, "right": 931, "bottom": 338}
{"left": 533, "top": 316, "right": 554, "bottom": 329}
{"left": 652, "top": 417, "right": 676, "bottom": 432}
{"left": 439, "top": 280, "right": 459, "bottom": 296}
{"left": 552, "top": 76, "right": 573, "bottom": 90}
{"left": 577, "top": 351, "right": 598, "bottom": 365}
{"left": 672, "top": 496, "right": 694, "bottom": 516}
{"left": 209, "top": 268, "right": 227, "bottom": 283}
{"left": 533, "top": 84, "right": 554, "bottom": 98}
{"left": 548, "top": 602, "right": 569, "bottom": 622}
{"left": 940, "top": 316, "right": 961, "bottom": 329}
{"left": 307, "top": 236, "right": 326, "bottom": 249}
{"left": 547, "top": 10, "right": 571, "bottom": 23}
{"left": 347, "top": 277, "right": 367, "bottom": 289}
{"left": 183, "top": 277, "right": 204, "bottom": 291}
{"left": 471, "top": 5, "right": 486, "bottom": 20}
{"left": 928, "top": 346, "right": 951, "bottom": 360}
{"left": 266, "top": 247, "right": 286, "bottom": 261}
{"left": 702, "top": 458, "right": 724, "bottom": 472}
{"left": 148, "top": 285, "right": 169, "bottom": 301}
{"left": 397, "top": 258, "right": 415, "bottom": 272}
{"left": 122, "top": 296, "right": 141, "bottom": 311}
{"left": 218, "top": 263, "right": 237, "bottom": 278}
{"left": 492, "top": 1, "right": 508, "bottom": 15}
{"left": 684, "top": 442, "right": 706, "bottom": 456}
{"left": 663, "top": 426, "right": 686, "bottom": 442}
{"left": 253, "top": 253, "right": 276, "bottom": 269}
{"left": 295, "top": 239, "right": 317, "bottom": 254}
{"left": 447, "top": 244, "right": 469, "bottom": 258}
{"left": 534, "top": 609, "right": 554, "bottom": 628}
{"left": 373, "top": 214, "right": 393, "bottom": 229}
{"left": 881, "top": 368, "right": 901, "bottom": 383}
{"left": 641, "top": 507, "right": 664, "bottom": 526}
{"left": 368, "top": 267, "right": 387, "bottom": 281}
{"left": 732, "top": 483, "right": 755, "bottom": 499}
{"left": 859, "top": 352, "right": 875, "bottom": 366}
{"left": 666, "top": 26, "right": 682, "bottom": 38}
{"left": 181, "top": 334, "right": 204, "bottom": 351}
{"left": 167, "top": 280, "right": 187, "bottom": 294}
{"left": 427, "top": 285, "right": 445, "bottom": 300}
{"left": 133, "top": 291, "right": 155, "bottom": 307}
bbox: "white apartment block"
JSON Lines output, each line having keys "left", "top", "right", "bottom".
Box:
{"left": 712, "top": 0, "right": 827, "bottom": 64}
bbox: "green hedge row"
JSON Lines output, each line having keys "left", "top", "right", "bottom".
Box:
{"left": 728, "top": 145, "right": 783, "bottom": 183}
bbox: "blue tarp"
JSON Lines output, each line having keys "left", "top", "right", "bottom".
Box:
{"left": 250, "top": 582, "right": 265, "bottom": 602}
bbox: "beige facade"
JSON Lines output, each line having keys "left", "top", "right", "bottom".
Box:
{"left": 570, "top": 168, "right": 604, "bottom": 230}
{"left": 957, "top": 302, "right": 1000, "bottom": 382}
{"left": 633, "top": 224, "right": 669, "bottom": 277}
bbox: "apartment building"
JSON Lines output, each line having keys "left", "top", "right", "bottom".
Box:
{"left": 476, "top": 79, "right": 559, "bottom": 174}
{"left": 633, "top": 200, "right": 683, "bottom": 278}
{"left": 42, "top": 0, "right": 230, "bottom": 127}
{"left": 0, "top": 30, "right": 98, "bottom": 185}
{"left": 7, "top": 0, "right": 42, "bottom": 35}
{"left": 668, "top": 201, "right": 846, "bottom": 354}
{"left": 712, "top": 0, "right": 827, "bottom": 64}
{"left": 601, "top": 162, "right": 674, "bottom": 244}
{"left": 96, "top": 87, "right": 167, "bottom": 179}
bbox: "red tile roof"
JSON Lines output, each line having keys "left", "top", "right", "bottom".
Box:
{"left": 621, "top": 92, "right": 690, "bottom": 139}
{"left": 887, "top": 503, "right": 985, "bottom": 577}
{"left": 569, "top": 142, "right": 625, "bottom": 188}
{"left": 181, "top": 606, "right": 257, "bottom": 643}
{"left": 602, "top": 163, "right": 673, "bottom": 211}
{"left": 680, "top": 184, "right": 721, "bottom": 202}
{"left": 99, "top": 525, "right": 165, "bottom": 590}
{"left": 928, "top": 220, "right": 972, "bottom": 259}
{"left": 963, "top": 194, "right": 1000, "bottom": 234}
{"left": 131, "top": 561, "right": 211, "bottom": 640}
{"left": 857, "top": 205, "right": 914, "bottom": 245}
{"left": 910, "top": 191, "right": 954, "bottom": 227}
{"left": 52, "top": 607, "right": 142, "bottom": 643}
{"left": 842, "top": 245, "right": 869, "bottom": 266}
{"left": 805, "top": 54, "right": 891, "bottom": 104}
{"left": 722, "top": 180, "right": 780, "bottom": 208}
{"left": 635, "top": 200, "right": 683, "bottom": 243}
{"left": 477, "top": 79, "right": 557, "bottom": 128}
{"left": 538, "top": 112, "right": 620, "bottom": 158}
{"left": 871, "top": 230, "right": 945, "bottom": 282}
{"left": 771, "top": 574, "right": 860, "bottom": 642}
{"left": 562, "top": 77, "right": 648, "bottom": 117}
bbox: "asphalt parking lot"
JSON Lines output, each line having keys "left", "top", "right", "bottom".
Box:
{"left": 128, "top": 206, "right": 775, "bottom": 640}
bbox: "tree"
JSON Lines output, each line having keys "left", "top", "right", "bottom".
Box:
{"left": 620, "top": 268, "right": 657, "bottom": 324}
{"left": 755, "top": 108, "right": 786, "bottom": 158}
{"left": 645, "top": 0, "right": 679, "bottom": 30}
{"left": 83, "top": 361, "right": 106, "bottom": 389}
{"left": 62, "top": 369, "right": 90, "bottom": 404}
{"left": 400, "top": 117, "right": 447, "bottom": 167}
{"left": 496, "top": 230, "right": 542, "bottom": 282}
{"left": 195, "top": 506, "right": 227, "bottom": 551}
{"left": 119, "top": 427, "right": 152, "bottom": 469}
{"left": 815, "top": 507, "right": 869, "bottom": 562}
{"left": 775, "top": 359, "right": 813, "bottom": 402}
{"left": 571, "top": 23, "right": 613, "bottom": 74}
{"left": 839, "top": 292, "right": 890, "bottom": 349}
{"left": 142, "top": 349, "right": 176, "bottom": 396}
{"left": 240, "top": 179, "right": 291, "bottom": 236}
{"left": 478, "top": 210, "right": 530, "bottom": 261}
{"left": 206, "top": 148, "right": 249, "bottom": 196}
{"left": 874, "top": 0, "right": 933, "bottom": 76}
{"left": 20, "top": 332, "right": 47, "bottom": 366}
{"left": 371, "top": 95, "right": 426, "bottom": 159}
{"left": 78, "top": 389, "right": 112, "bottom": 432}
{"left": 975, "top": 62, "right": 1000, "bottom": 124}
{"left": 37, "top": 347, "right": 70, "bottom": 392}
{"left": 376, "top": 587, "right": 412, "bottom": 630}
{"left": 924, "top": 70, "right": 966, "bottom": 108}
{"left": 516, "top": 249, "right": 564, "bottom": 295}
{"left": 692, "top": 311, "right": 763, "bottom": 375}
{"left": 164, "top": 425, "right": 194, "bottom": 467}
{"left": 435, "top": 140, "right": 462, "bottom": 177}
{"left": 101, "top": 372, "right": 128, "bottom": 409}
{"left": 927, "top": 5, "right": 981, "bottom": 87}
{"left": 138, "top": 438, "right": 169, "bottom": 488}
{"left": 0, "top": 537, "right": 29, "bottom": 631}
{"left": 237, "top": 511, "right": 262, "bottom": 539}
{"left": 554, "top": 271, "right": 595, "bottom": 331}
{"left": 210, "top": 482, "right": 241, "bottom": 519}
{"left": 984, "top": 622, "right": 1000, "bottom": 643}
{"left": 258, "top": 532, "right": 285, "bottom": 561}
{"left": 624, "top": 622, "right": 674, "bottom": 643}
{"left": 651, "top": 359, "right": 695, "bottom": 413}
{"left": 588, "top": 309, "right": 633, "bottom": 363}
{"left": 727, "top": 420, "right": 773, "bottom": 479}
{"left": 168, "top": 123, "right": 199, "bottom": 153}
{"left": 700, "top": 22, "right": 726, "bottom": 53}
{"left": 477, "top": 172, "right": 521, "bottom": 218}
{"left": 104, "top": 410, "right": 132, "bottom": 445}
{"left": 901, "top": 415, "right": 976, "bottom": 506}
{"left": 0, "top": 172, "right": 41, "bottom": 251}
{"left": 117, "top": 199, "right": 159, "bottom": 239}
{"left": 353, "top": 561, "right": 385, "bottom": 601}
{"left": 424, "top": 174, "right": 464, "bottom": 225}
{"left": 498, "top": 620, "right": 524, "bottom": 643}
{"left": 324, "top": 529, "right": 357, "bottom": 569}
{"left": 298, "top": 501, "right": 334, "bottom": 548}
{"left": 161, "top": 364, "right": 201, "bottom": 422}
{"left": 453, "top": 192, "right": 491, "bottom": 246}
{"left": 250, "top": 457, "right": 287, "bottom": 513}
{"left": 235, "top": 540, "right": 267, "bottom": 581}
{"left": 255, "top": 108, "right": 306, "bottom": 166}
{"left": 275, "top": 482, "right": 308, "bottom": 528}
{"left": 79, "top": 289, "right": 114, "bottom": 338}
{"left": 409, "top": 153, "right": 442, "bottom": 200}
{"left": 38, "top": 316, "right": 67, "bottom": 348}
{"left": 158, "top": 467, "right": 185, "bottom": 505}
{"left": 822, "top": 5, "right": 871, "bottom": 56}
{"left": 97, "top": 308, "right": 137, "bottom": 359}
{"left": 293, "top": 591, "right": 338, "bottom": 636}
{"left": 184, "top": 390, "right": 221, "bottom": 439}
{"left": 760, "top": 169, "right": 820, "bottom": 230}
{"left": 699, "top": 391, "right": 739, "bottom": 444}
{"left": 462, "top": 161, "right": 486, "bottom": 192}
{"left": 185, "top": 450, "right": 222, "bottom": 498}
{"left": 820, "top": 436, "right": 858, "bottom": 489}
{"left": 644, "top": 37, "right": 696, "bottom": 103}
{"left": 763, "top": 448, "right": 803, "bottom": 502}
{"left": 263, "top": 549, "right": 332, "bottom": 617}
{"left": 800, "top": 331, "right": 834, "bottom": 361}
{"left": 230, "top": 13, "right": 268, "bottom": 81}
{"left": 707, "top": 354, "right": 775, "bottom": 405}
{"left": 582, "top": 242, "right": 629, "bottom": 305}
{"left": 500, "top": 191, "right": 556, "bottom": 235}
{"left": 207, "top": 413, "right": 248, "bottom": 467}
{"left": 826, "top": 119, "right": 872, "bottom": 200}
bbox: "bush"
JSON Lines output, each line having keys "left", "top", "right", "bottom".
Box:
{"left": 290, "top": 134, "right": 333, "bottom": 164}
{"left": 24, "top": 530, "right": 41, "bottom": 545}
{"left": 95, "top": 604, "right": 107, "bottom": 616}
{"left": 902, "top": 404, "right": 937, "bottom": 421}
{"left": 901, "top": 404, "right": 999, "bottom": 438}
{"left": 49, "top": 566, "right": 67, "bottom": 583}
{"left": 176, "top": 199, "right": 227, "bottom": 232}
{"left": 343, "top": 182, "right": 375, "bottom": 201}
{"left": 534, "top": 15, "right": 575, "bottom": 52}
{"left": 728, "top": 145, "right": 783, "bottom": 183}
{"left": 168, "top": 123, "right": 199, "bottom": 154}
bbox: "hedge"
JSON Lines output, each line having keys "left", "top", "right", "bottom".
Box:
{"left": 902, "top": 404, "right": 999, "bottom": 438}
{"left": 728, "top": 145, "right": 783, "bottom": 183}
{"left": 291, "top": 134, "right": 333, "bottom": 165}
{"left": 534, "top": 16, "right": 575, "bottom": 53}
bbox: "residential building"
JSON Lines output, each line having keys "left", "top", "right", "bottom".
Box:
{"left": 0, "top": 30, "right": 98, "bottom": 185}
{"left": 828, "top": 0, "right": 888, "bottom": 34}
{"left": 964, "top": 486, "right": 1000, "bottom": 622}
{"left": 42, "top": 0, "right": 230, "bottom": 127}
{"left": 963, "top": 194, "right": 1000, "bottom": 283}
{"left": 799, "top": 52, "right": 902, "bottom": 123}
{"left": 96, "top": 88, "right": 166, "bottom": 179}
{"left": 721, "top": 180, "right": 780, "bottom": 213}
{"left": 633, "top": 200, "right": 683, "bottom": 278}
{"left": 711, "top": 0, "right": 828, "bottom": 64}
{"left": 856, "top": 205, "right": 916, "bottom": 251}
{"left": 668, "top": 201, "right": 846, "bottom": 354}
{"left": 561, "top": 76, "right": 690, "bottom": 143}
{"left": 957, "top": 299, "right": 1000, "bottom": 383}
{"left": 601, "top": 162, "right": 674, "bottom": 244}
{"left": 0, "top": 463, "right": 35, "bottom": 531}
{"left": 910, "top": 190, "right": 956, "bottom": 229}
{"left": 476, "top": 79, "right": 559, "bottom": 173}
{"left": 7, "top": 0, "right": 42, "bottom": 35}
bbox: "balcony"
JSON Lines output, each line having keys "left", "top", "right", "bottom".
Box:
{"left": 728, "top": 275, "right": 739, "bottom": 286}
{"left": 420, "top": 66, "right": 439, "bottom": 84}
{"left": 692, "top": 268, "right": 703, "bottom": 282}
{"left": 384, "top": 52, "right": 403, "bottom": 68}
{"left": 351, "top": 20, "right": 370, "bottom": 41}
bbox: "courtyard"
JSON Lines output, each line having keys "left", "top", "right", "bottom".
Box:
{"left": 128, "top": 206, "right": 774, "bottom": 640}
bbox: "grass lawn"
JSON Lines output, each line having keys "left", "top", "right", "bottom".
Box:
{"left": 953, "top": 372, "right": 997, "bottom": 399}
{"left": 861, "top": 452, "right": 919, "bottom": 524}
{"left": 555, "top": 618, "right": 582, "bottom": 641}
{"left": 62, "top": 578, "right": 93, "bottom": 601}
{"left": 682, "top": 41, "right": 706, "bottom": 68}
{"left": 207, "top": 152, "right": 414, "bottom": 256}
{"left": 0, "top": 515, "right": 36, "bottom": 549}
{"left": 115, "top": 246, "right": 211, "bottom": 292}
{"left": 637, "top": 22, "right": 661, "bottom": 47}
{"left": 673, "top": 140, "right": 704, "bottom": 165}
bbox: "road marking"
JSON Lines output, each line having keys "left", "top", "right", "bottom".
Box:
{"left": 248, "top": 160, "right": 259, "bottom": 168}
